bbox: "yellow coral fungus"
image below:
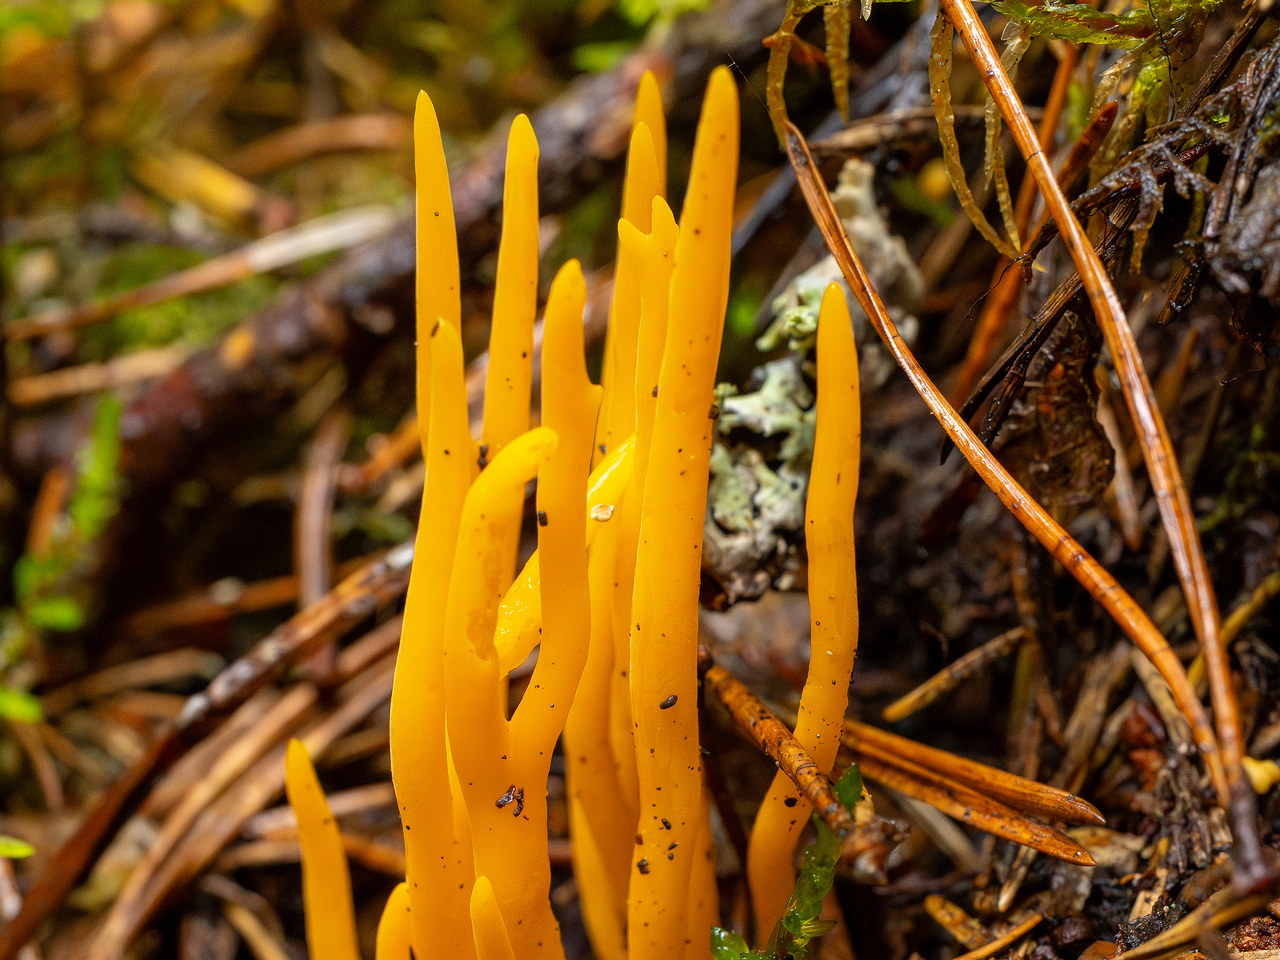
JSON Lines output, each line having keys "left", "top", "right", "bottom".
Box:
{"left": 746, "top": 283, "right": 862, "bottom": 933}
{"left": 284, "top": 739, "right": 360, "bottom": 960}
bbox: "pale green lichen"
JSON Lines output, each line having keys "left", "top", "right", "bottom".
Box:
{"left": 759, "top": 159, "right": 921, "bottom": 391}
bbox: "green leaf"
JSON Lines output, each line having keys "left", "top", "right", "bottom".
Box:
{"left": 0, "top": 836, "right": 34, "bottom": 859}
{"left": 710, "top": 928, "right": 752, "bottom": 959}
{"left": 0, "top": 688, "right": 43, "bottom": 724}
{"left": 833, "top": 763, "right": 862, "bottom": 813}
{"left": 27, "top": 596, "right": 84, "bottom": 632}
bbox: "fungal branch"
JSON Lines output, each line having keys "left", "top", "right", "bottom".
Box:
{"left": 747, "top": 283, "right": 862, "bottom": 935}
{"left": 627, "top": 66, "right": 738, "bottom": 960}
{"left": 445, "top": 261, "right": 599, "bottom": 960}
{"left": 284, "top": 740, "right": 360, "bottom": 960}
{"left": 390, "top": 91, "right": 479, "bottom": 960}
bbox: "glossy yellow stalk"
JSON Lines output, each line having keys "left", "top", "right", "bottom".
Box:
{"left": 747, "top": 284, "right": 862, "bottom": 934}
{"left": 608, "top": 195, "right": 679, "bottom": 817}
{"left": 622, "top": 197, "right": 679, "bottom": 487}
{"left": 685, "top": 784, "right": 721, "bottom": 960}
{"left": 627, "top": 66, "right": 738, "bottom": 960}
{"left": 284, "top": 739, "right": 359, "bottom": 960}
{"left": 564, "top": 515, "right": 629, "bottom": 960}
{"left": 634, "top": 71, "right": 667, "bottom": 198}
{"left": 492, "top": 437, "right": 634, "bottom": 675}
{"left": 415, "top": 91, "right": 461, "bottom": 333}
{"left": 390, "top": 317, "right": 476, "bottom": 960}
{"left": 471, "top": 878, "right": 518, "bottom": 960}
{"left": 483, "top": 114, "right": 539, "bottom": 457}
{"left": 414, "top": 91, "right": 462, "bottom": 434}
{"left": 375, "top": 884, "right": 412, "bottom": 960}
{"left": 597, "top": 123, "right": 663, "bottom": 461}
{"left": 446, "top": 261, "right": 595, "bottom": 960}
{"left": 596, "top": 73, "right": 666, "bottom": 464}
{"left": 511, "top": 261, "right": 599, "bottom": 756}
{"left": 483, "top": 115, "right": 541, "bottom": 600}
{"left": 444, "top": 425, "right": 559, "bottom": 957}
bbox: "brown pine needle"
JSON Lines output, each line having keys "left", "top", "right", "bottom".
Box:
{"left": 936, "top": 0, "right": 1265, "bottom": 891}
{"left": 852, "top": 754, "right": 1095, "bottom": 865}
{"left": 924, "top": 895, "right": 994, "bottom": 950}
{"left": 703, "top": 663, "right": 897, "bottom": 882}
{"left": 845, "top": 721, "right": 1104, "bottom": 826}
{"left": 882, "top": 626, "right": 1024, "bottom": 723}
{"left": 781, "top": 119, "right": 1225, "bottom": 808}
{"left": 948, "top": 914, "right": 1044, "bottom": 960}
{"left": 1222, "top": 571, "right": 1280, "bottom": 647}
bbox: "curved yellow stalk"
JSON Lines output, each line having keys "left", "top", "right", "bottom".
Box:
{"left": 444, "top": 425, "right": 560, "bottom": 957}
{"left": 375, "top": 884, "right": 412, "bottom": 960}
{"left": 508, "top": 259, "right": 600, "bottom": 956}
{"left": 492, "top": 436, "right": 635, "bottom": 675}
{"left": 471, "top": 878, "right": 518, "bottom": 960}
{"left": 627, "top": 66, "right": 738, "bottom": 960}
{"left": 284, "top": 739, "right": 359, "bottom": 960}
{"left": 746, "top": 283, "right": 861, "bottom": 933}
{"left": 390, "top": 317, "right": 476, "bottom": 960}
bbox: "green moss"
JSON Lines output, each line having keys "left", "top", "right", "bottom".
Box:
{"left": 711, "top": 764, "right": 862, "bottom": 959}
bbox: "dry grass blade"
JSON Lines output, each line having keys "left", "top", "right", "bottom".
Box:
{"left": 882, "top": 626, "right": 1023, "bottom": 723}
{"left": 845, "top": 720, "right": 1103, "bottom": 825}
{"left": 781, "top": 119, "right": 1225, "bottom": 806}
{"left": 853, "top": 754, "right": 1094, "bottom": 865}
{"left": 936, "top": 0, "right": 1266, "bottom": 891}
